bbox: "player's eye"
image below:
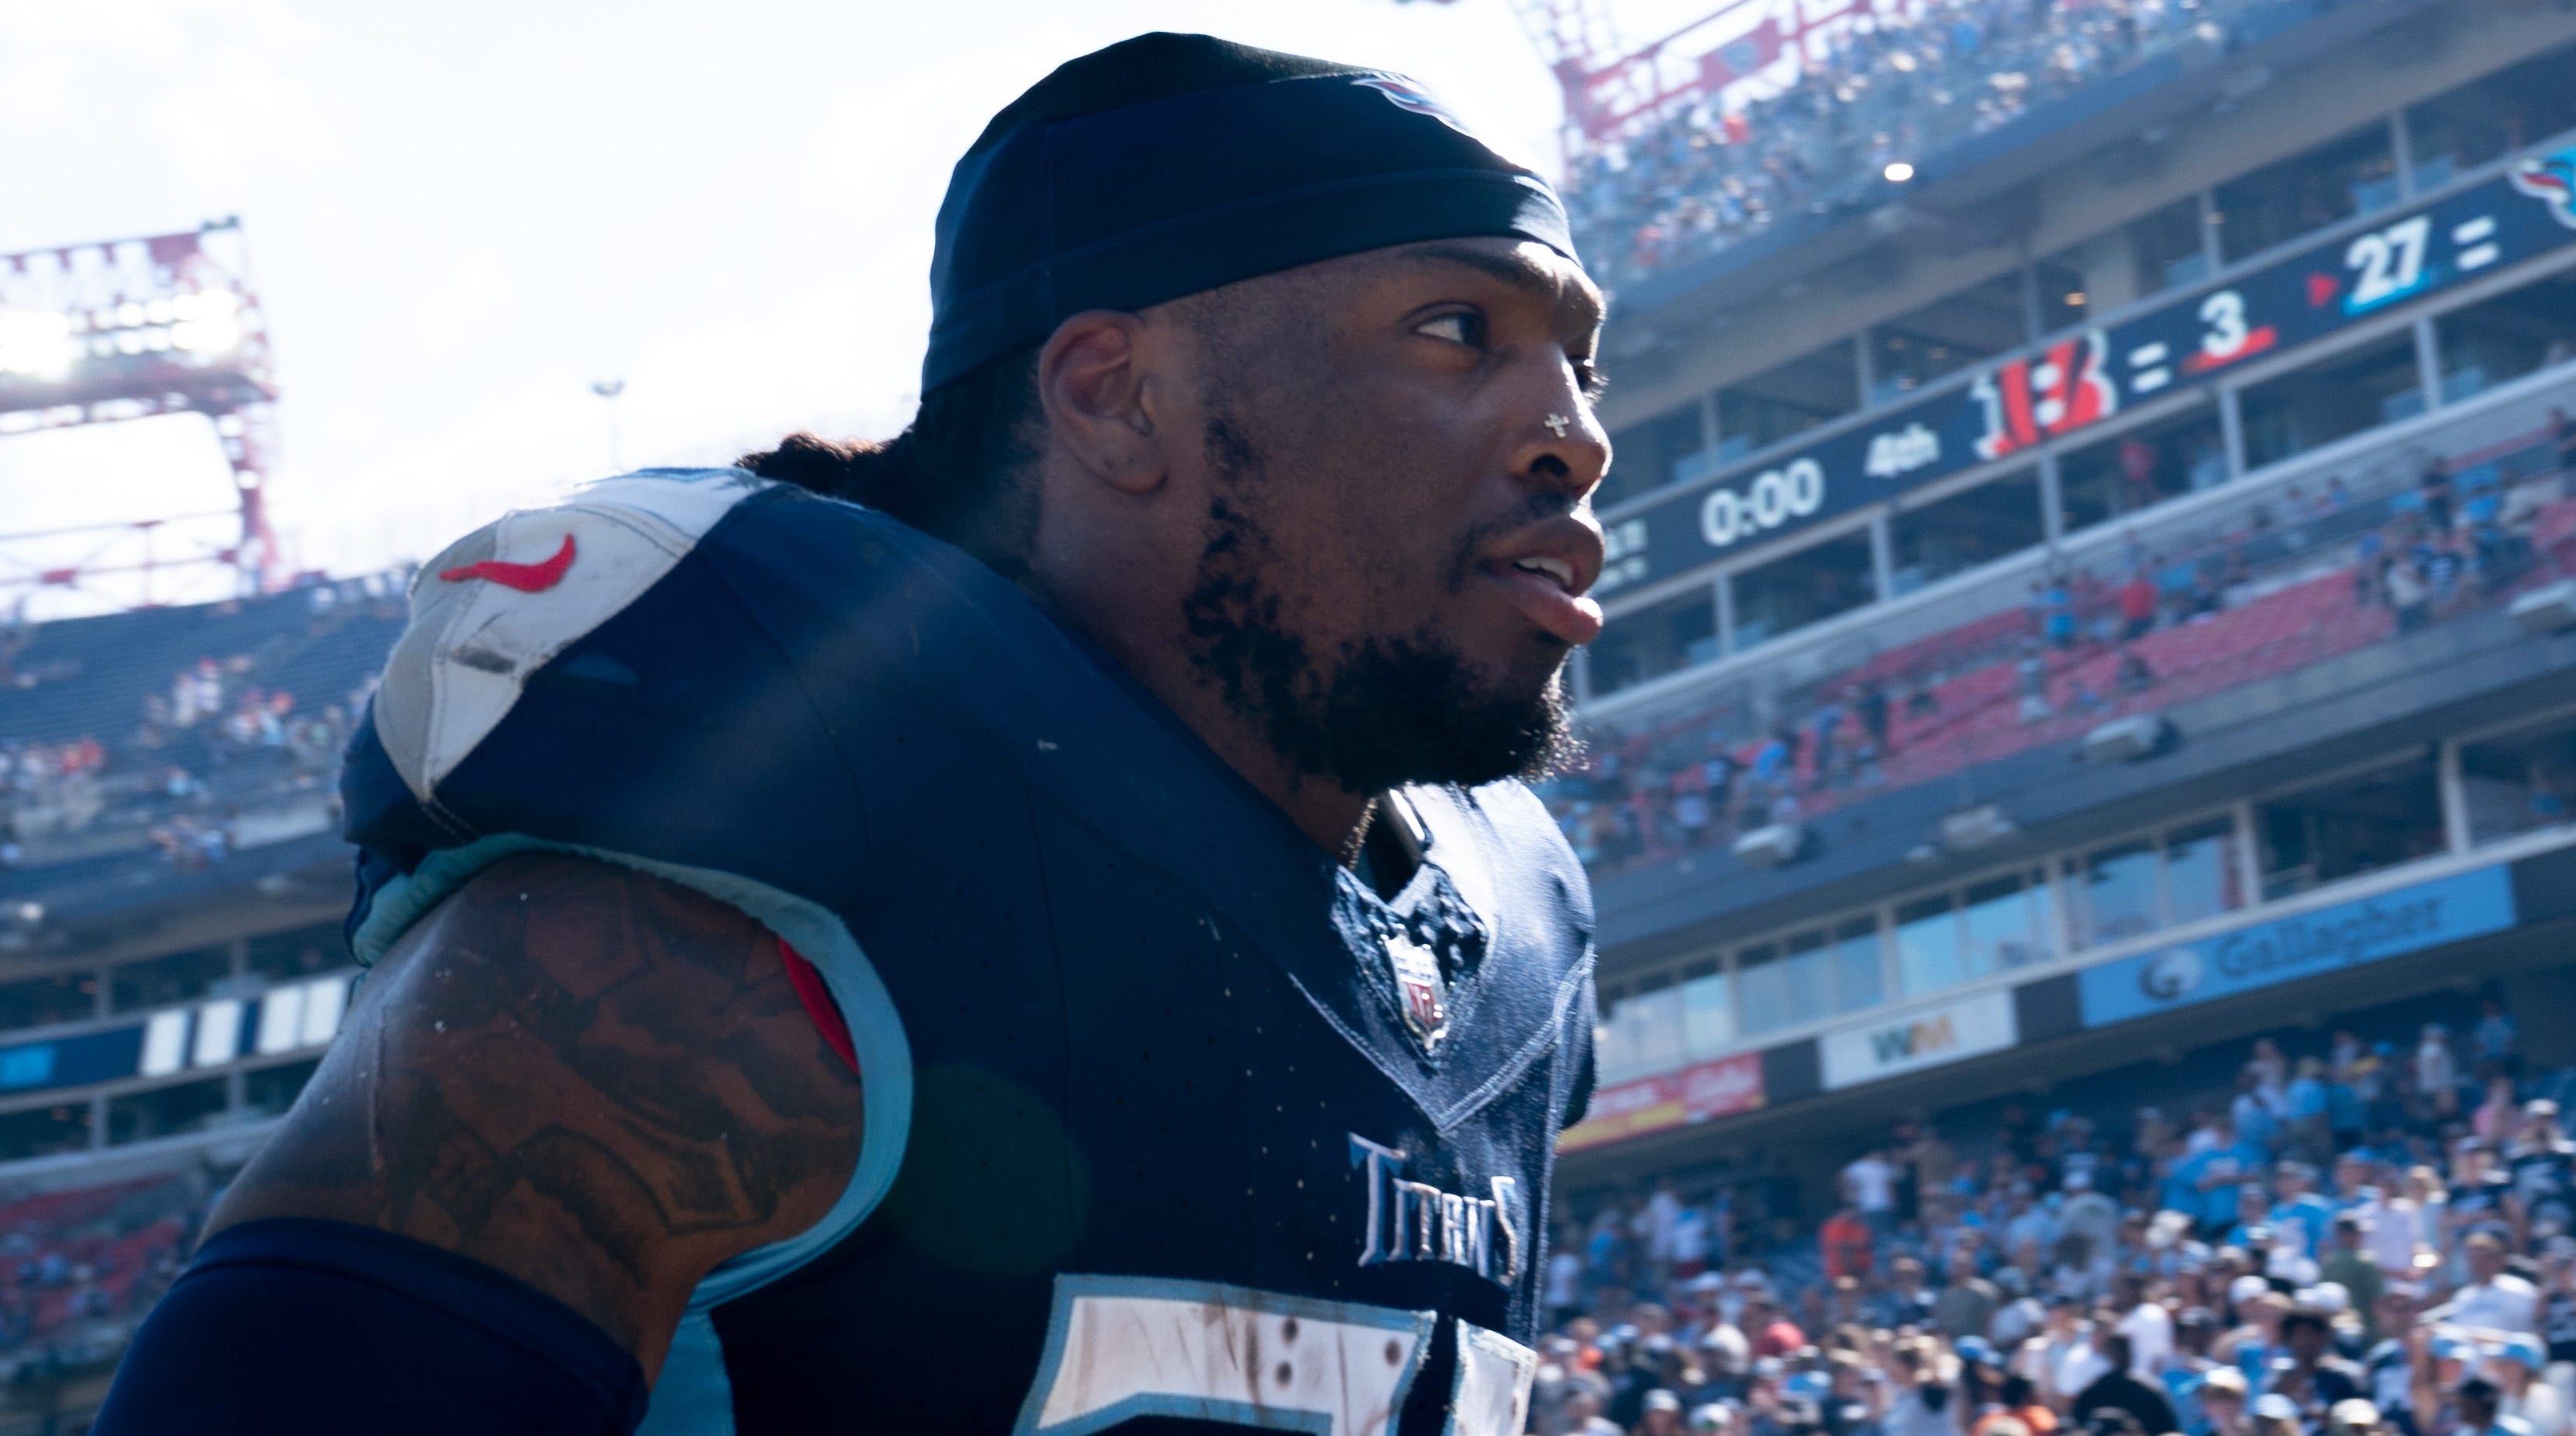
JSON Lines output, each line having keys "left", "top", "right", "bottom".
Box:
{"left": 1415, "top": 311, "right": 1488, "bottom": 349}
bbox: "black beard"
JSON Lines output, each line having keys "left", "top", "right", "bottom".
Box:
{"left": 1179, "top": 417, "right": 1577, "bottom": 795}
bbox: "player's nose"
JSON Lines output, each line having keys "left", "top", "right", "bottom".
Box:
{"left": 1510, "top": 382, "right": 1609, "bottom": 504}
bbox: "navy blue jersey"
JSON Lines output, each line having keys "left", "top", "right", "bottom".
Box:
{"left": 337, "top": 470, "right": 1599, "bottom": 1435}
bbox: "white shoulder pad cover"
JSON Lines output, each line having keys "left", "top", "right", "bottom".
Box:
{"left": 372, "top": 469, "right": 775, "bottom": 802}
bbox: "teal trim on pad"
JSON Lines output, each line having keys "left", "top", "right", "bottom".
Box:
{"left": 353, "top": 833, "right": 916, "bottom": 1434}
{"left": 637, "top": 1311, "right": 733, "bottom": 1436}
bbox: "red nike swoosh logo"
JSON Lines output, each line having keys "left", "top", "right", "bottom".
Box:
{"left": 439, "top": 533, "right": 576, "bottom": 593}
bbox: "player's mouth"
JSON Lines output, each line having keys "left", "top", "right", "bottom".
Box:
{"left": 1481, "top": 516, "right": 1606, "bottom": 646}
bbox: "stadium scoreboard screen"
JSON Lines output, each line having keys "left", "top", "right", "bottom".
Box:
{"left": 1595, "top": 142, "right": 2576, "bottom": 597}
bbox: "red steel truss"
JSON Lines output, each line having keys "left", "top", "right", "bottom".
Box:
{"left": 0, "top": 219, "right": 279, "bottom": 610}
{"left": 1400, "top": 0, "right": 1897, "bottom": 156}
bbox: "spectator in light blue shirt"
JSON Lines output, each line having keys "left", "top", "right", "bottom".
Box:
{"left": 2224, "top": 1186, "right": 2276, "bottom": 1252}
{"left": 2476, "top": 999, "right": 2520, "bottom": 1074}
{"left": 2328, "top": 1075, "right": 2368, "bottom": 1147}
{"left": 2233, "top": 1072, "right": 2284, "bottom": 1156}
{"left": 2269, "top": 1163, "right": 2337, "bottom": 1261}
{"left": 2288, "top": 1067, "right": 2330, "bottom": 1124}
{"left": 2282, "top": 1057, "right": 2335, "bottom": 1166}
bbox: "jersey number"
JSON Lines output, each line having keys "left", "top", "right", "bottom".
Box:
{"left": 1011, "top": 1276, "right": 1534, "bottom": 1436}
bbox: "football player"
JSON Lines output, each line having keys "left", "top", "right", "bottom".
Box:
{"left": 97, "top": 31, "right": 1609, "bottom": 1436}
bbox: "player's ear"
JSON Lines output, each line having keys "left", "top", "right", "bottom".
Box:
{"left": 1037, "top": 310, "right": 1164, "bottom": 496}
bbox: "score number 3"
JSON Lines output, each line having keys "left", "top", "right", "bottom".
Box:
{"left": 1012, "top": 1275, "right": 1536, "bottom": 1436}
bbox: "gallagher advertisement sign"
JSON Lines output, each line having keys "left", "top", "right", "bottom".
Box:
{"left": 2077, "top": 864, "right": 2516, "bottom": 1029}
{"left": 1594, "top": 143, "right": 2576, "bottom": 600}
{"left": 1559, "top": 1052, "right": 1765, "bottom": 1152}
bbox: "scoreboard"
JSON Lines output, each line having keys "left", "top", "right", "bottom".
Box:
{"left": 1595, "top": 141, "right": 2576, "bottom": 599}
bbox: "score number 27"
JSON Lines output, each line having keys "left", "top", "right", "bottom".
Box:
{"left": 2344, "top": 214, "right": 2433, "bottom": 313}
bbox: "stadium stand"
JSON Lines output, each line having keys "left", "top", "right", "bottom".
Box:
{"left": 0, "top": 572, "right": 406, "bottom": 889}
{"left": 1570, "top": 0, "right": 2283, "bottom": 290}
{"left": 1545, "top": 410, "right": 2576, "bottom": 879}
{"left": 11, "top": 6, "right": 2576, "bottom": 1433}
{"left": 0, "top": 575, "right": 403, "bottom": 1428}
{"left": 1550, "top": 8, "right": 2576, "bottom": 1434}
{"left": 1536, "top": 986, "right": 2576, "bottom": 1436}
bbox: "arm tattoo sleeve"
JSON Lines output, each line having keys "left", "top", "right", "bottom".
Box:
{"left": 206, "top": 852, "right": 863, "bottom": 1377}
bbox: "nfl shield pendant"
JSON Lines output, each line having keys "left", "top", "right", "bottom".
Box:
{"left": 1383, "top": 932, "right": 1450, "bottom": 1052}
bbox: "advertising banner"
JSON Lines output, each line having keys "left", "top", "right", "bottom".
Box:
{"left": 1559, "top": 1051, "right": 1766, "bottom": 1152}
{"left": 2076, "top": 864, "right": 2516, "bottom": 1029}
{"left": 1819, "top": 988, "right": 2018, "bottom": 1091}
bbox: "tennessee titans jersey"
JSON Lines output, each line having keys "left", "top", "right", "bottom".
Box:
{"left": 338, "top": 469, "right": 1599, "bottom": 1436}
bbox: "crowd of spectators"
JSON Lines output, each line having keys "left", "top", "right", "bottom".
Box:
{"left": 1566, "top": 0, "right": 2258, "bottom": 290}
{"left": 1540, "top": 437, "right": 2566, "bottom": 882}
{"left": 0, "top": 1172, "right": 207, "bottom": 1391}
{"left": 0, "top": 574, "right": 405, "bottom": 878}
{"left": 1534, "top": 1000, "right": 2576, "bottom": 1436}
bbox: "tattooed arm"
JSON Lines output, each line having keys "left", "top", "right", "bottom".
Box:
{"left": 203, "top": 851, "right": 863, "bottom": 1379}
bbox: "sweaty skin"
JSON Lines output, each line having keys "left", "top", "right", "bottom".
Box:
{"left": 203, "top": 853, "right": 860, "bottom": 1378}
{"left": 206, "top": 234, "right": 1609, "bottom": 1379}
{"left": 1027, "top": 236, "right": 1611, "bottom": 858}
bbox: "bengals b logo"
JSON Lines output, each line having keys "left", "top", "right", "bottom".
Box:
{"left": 1973, "top": 330, "right": 2120, "bottom": 462}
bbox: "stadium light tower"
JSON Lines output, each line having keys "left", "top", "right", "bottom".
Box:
{"left": 0, "top": 219, "right": 279, "bottom": 611}
{"left": 1396, "top": 0, "right": 1633, "bottom": 154}
{"left": 591, "top": 378, "right": 627, "bottom": 474}
{"left": 1395, "top": 0, "right": 1874, "bottom": 158}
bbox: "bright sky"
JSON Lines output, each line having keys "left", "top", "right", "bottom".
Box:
{"left": 1, "top": 0, "right": 1699, "bottom": 611}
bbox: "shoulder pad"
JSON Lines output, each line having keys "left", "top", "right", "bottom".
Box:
{"left": 372, "top": 468, "right": 775, "bottom": 801}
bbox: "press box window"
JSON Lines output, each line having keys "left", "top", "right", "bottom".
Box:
{"left": 111, "top": 948, "right": 230, "bottom": 1014}
{"left": 2254, "top": 753, "right": 2447, "bottom": 902}
{"left": 1734, "top": 941, "right": 1821, "bottom": 1037}
{"left": 1729, "top": 530, "right": 1876, "bottom": 651}
{"left": 2460, "top": 714, "right": 2576, "bottom": 846}
{"left": 1868, "top": 273, "right": 2028, "bottom": 404}
{"left": 2164, "top": 818, "right": 2247, "bottom": 926}
{"left": 1894, "top": 893, "right": 1960, "bottom": 997}
{"left": 1588, "top": 586, "right": 1717, "bottom": 697}
{"left": 2075, "top": 840, "right": 2160, "bottom": 946}
{"left": 1601, "top": 403, "right": 1707, "bottom": 509}
{"left": 2042, "top": 196, "right": 2209, "bottom": 315}
{"left": 107, "top": 1075, "right": 230, "bottom": 1147}
{"left": 1828, "top": 918, "right": 1885, "bottom": 1012}
{"left": 1960, "top": 871, "right": 2053, "bottom": 975}
{"left": 2215, "top": 123, "right": 2400, "bottom": 265}
{"left": 1624, "top": 977, "right": 1685, "bottom": 1077}
{"left": 1595, "top": 983, "right": 1685, "bottom": 1084}
{"left": 1714, "top": 342, "right": 1861, "bottom": 464}
{"left": 0, "top": 1103, "right": 90, "bottom": 1163}
{"left": 2058, "top": 404, "right": 2226, "bottom": 534}
{"left": 2405, "top": 40, "right": 2576, "bottom": 195}
{"left": 1889, "top": 470, "right": 2044, "bottom": 596}
{"left": 2238, "top": 336, "right": 2424, "bottom": 472}
{"left": 0, "top": 973, "right": 97, "bottom": 1031}
{"left": 1679, "top": 962, "right": 1733, "bottom": 1057}
{"left": 2034, "top": 259, "right": 2090, "bottom": 336}
{"left": 1593, "top": 987, "right": 1639, "bottom": 1083}
{"left": 247, "top": 922, "right": 344, "bottom": 984}
{"left": 2435, "top": 270, "right": 2576, "bottom": 406}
